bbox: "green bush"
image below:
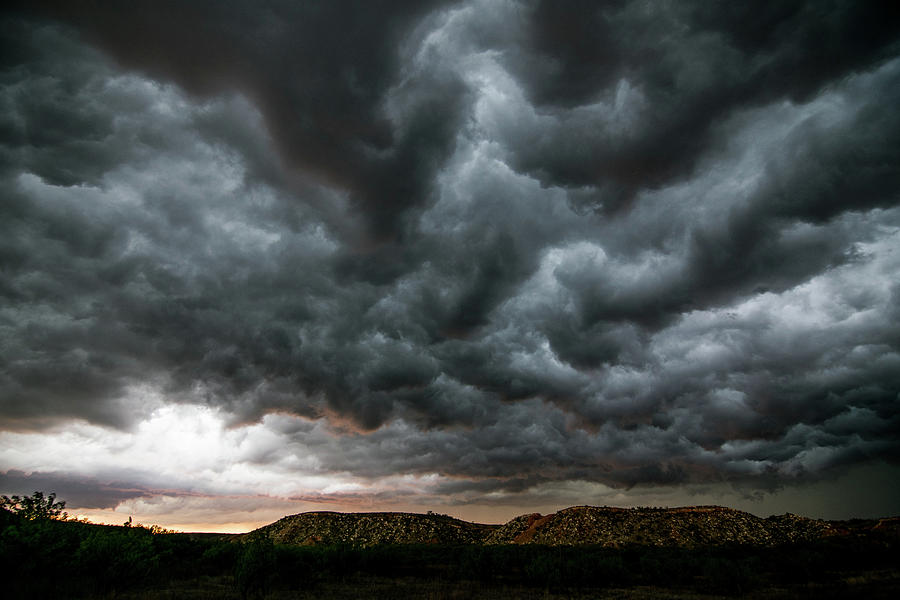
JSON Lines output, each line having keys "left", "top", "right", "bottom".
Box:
{"left": 234, "top": 536, "right": 276, "bottom": 599}
{"left": 202, "top": 538, "right": 242, "bottom": 572}
{"left": 523, "top": 550, "right": 564, "bottom": 587}
{"left": 273, "top": 544, "right": 320, "bottom": 589}
{"left": 75, "top": 527, "right": 159, "bottom": 595}
{"left": 700, "top": 555, "right": 763, "bottom": 595}
{"left": 0, "top": 512, "right": 101, "bottom": 597}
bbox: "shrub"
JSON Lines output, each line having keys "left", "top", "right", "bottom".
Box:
{"left": 75, "top": 527, "right": 159, "bottom": 595}
{"left": 234, "top": 536, "right": 276, "bottom": 599}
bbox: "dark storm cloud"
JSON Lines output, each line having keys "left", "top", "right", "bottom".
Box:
{"left": 0, "top": 470, "right": 151, "bottom": 509}
{"left": 1, "top": 0, "right": 899, "bottom": 506}
{"left": 21, "top": 0, "right": 463, "bottom": 243}
{"left": 494, "top": 0, "right": 900, "bottom": 212}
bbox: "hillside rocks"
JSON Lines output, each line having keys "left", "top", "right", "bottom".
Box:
{"left": 484, "top": 506, "right": 835, "bottom": 547}
{"left": 764, "top": 512, "right": 838, "bottom": 544}
{"left": 256, "top": 511, "right": 497, "bottom": 546}
{"left": 254, "top": 505, "right": 841, "bottom": 548}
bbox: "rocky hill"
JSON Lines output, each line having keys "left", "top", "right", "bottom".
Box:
{"left": 256, "top": 511, "right": 497, "bottom": 546}
{"left": 483, "top": 505, "right": 835, "bottom": 547}
{"left": 254, "top": 505, "right": 846, "bottom": 548}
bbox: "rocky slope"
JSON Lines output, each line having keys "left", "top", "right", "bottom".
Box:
{"left": 254, "top": 505, "right": 847, "bottom": 548}
{"left": 256, "top": 511, "right": 497, "bottom": 546}
{"left": 483, "top": 505, "right": 835, "bottom": 547}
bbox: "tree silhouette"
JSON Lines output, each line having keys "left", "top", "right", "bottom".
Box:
{"left": 0, "top": 491, "right": 68, "bottom": 521}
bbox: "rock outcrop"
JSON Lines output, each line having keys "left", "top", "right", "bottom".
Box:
{"left": 484, "top": 506, "right": 835, "bottom": 547}
{"left": 256, "top": 511, "right": 496, "bottom": 546}
{"left": 254, "top": 505, "right": 841, "bottom": 548}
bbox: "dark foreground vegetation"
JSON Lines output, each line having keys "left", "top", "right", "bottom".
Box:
{"left": 2, "top": 494, "right": 898, "bottom": 599}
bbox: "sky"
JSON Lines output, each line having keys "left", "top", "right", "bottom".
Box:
{"left": 1, "top": 1, "right": 899, "bottom": 532}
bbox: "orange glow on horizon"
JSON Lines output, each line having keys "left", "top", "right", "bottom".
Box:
{"left": 70, "top": 510, "right": 272, "bottom": 534}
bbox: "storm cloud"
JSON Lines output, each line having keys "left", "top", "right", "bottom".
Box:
{"left": 1, "top": 1, "right": 899, "bottom": 523}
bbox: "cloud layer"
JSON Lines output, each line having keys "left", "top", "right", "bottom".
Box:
{"left": 2, "top": 1, "right": 899, "bottom": 521}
